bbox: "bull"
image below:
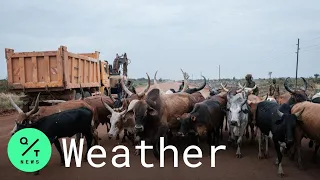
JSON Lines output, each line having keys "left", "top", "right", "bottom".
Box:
{"left": 226, "top": 90, "right": 249, "bottom": 158}
{"left": 177, "top": 92, "right": 227, "bottom": 150}
{"left": 133, "top": 86, "right": 201, "bottom": 158}
{"left": 249, "top": 100, "right": 303, "bottom": 177}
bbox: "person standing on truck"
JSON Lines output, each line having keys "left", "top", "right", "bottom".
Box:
{"left": 113, "top": 54, "right": 120, "bottom": 74}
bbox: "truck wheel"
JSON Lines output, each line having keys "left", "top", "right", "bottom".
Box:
{"left": 104, "top": 88, "right": 108, "bottom": 96}
{"left": 84, "top": 91, "right": 91, "bottom": 98}
{"left": 74, "top": 92, "right": 82, "bottom": 100}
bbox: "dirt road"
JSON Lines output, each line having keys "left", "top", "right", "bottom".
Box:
{"left": 0, "top": 83, "right": 319, "bottom": 180}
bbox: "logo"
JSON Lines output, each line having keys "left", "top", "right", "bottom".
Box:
{"left": 7, "top": 128, "right": 52, "bottom": 172}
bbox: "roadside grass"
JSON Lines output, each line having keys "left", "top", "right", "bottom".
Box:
{"left": 0, "top": 93, "right": 23, "bottom": 114}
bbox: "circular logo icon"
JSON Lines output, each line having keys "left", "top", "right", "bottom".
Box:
{"left": 7, "top": 128, "right": 52, "bottom": 172}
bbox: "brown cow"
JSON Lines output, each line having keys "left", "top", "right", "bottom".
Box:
{"left": 290, "top": 101, "right": 320, "bottom": 169}
{"left": 133, "top": 87, "right": 202, "bottom": 158}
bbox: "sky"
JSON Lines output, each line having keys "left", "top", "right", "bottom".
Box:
{"left": 0, "top": 0, "right": 319, "bottom": 80}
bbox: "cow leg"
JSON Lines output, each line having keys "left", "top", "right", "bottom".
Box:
{"left": 220, "top": 122, "right": 223, "bottom": 140}
{"left": 224, "top": 116, "right": 228, "bottom": 131}
{"left": 250, "top": 123, "right": 255, "bottom": 144}
{"left": 312, "top": 144, "right": 319, "bottom": 163}
{"left": 264, "top": 135, "right": 269, "bottom": 158}
{"left": 295, "top": 126, "right": 304, "bottom": 170}
{"left": 236, "top": 136, "right": 242, "bottom": 158}
{"left": 53, "top": 139, "right": 65, "bottom": 165}
{"left": 207, "top": 130, "right": 213, "bottom": 151}
{"left": 245, "top": 125, "right": 250, "bottom": 139}
{"left": 153, "top": 126, "right": 169, "bottom": 159}
{"left": 83, "top": 132, "right": 94, "bottom": 162}
{"left": 75, "top": 133, "right": 81, "bottom": 145}
{"left": 122, "top": 129, "right": 128, "bottom": 143}
{"left": 273, "top": 137, "right": 284, "bottom": 177}
{"left": 257, "top": 128, "right": 263, "bottom": 159}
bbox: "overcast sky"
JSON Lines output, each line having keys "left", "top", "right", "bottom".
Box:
{"left": 0, "top": 0, "right": 319, "bottom": 80}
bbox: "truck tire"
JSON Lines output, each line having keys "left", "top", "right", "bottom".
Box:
{"left": 74, "top": 92, "right": 82, "bottom": 100}
{"left": 84, "top": 91, "right": 91, "bottom": 98}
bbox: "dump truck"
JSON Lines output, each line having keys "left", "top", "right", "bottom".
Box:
{"left": 5, "top": 45, "right": 129, "bottom": 112}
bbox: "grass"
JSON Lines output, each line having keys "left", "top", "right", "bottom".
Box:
{"left": 0, "top": 93, "right": 23, "bottom": 110}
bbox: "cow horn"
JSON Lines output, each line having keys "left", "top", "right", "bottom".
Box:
{"left": 301, "top": 77, "right": 308, "bottom": 91}
{"left": 294, "top": 107, "right": 305, "bottom": 118}
{"left": 26, "top": 93, "right": 41, "bottom": 117}
{"left": 238, "top": 82, "right": 244, "bottom": 89}
{"left": 277, "top": 109, "right": 284, "bottom": 117}
{"left": 220, "top": 83, "right": 229, "bottom": 92}
{"left": 120, "top": 108, "right": 127, "bottom": 116}
{"left": 265, "top": 93, "right": 268, "bottom": 101}
{"left": 180, "top": 68, "right": 188, "bottom": 92}
{"left": 284, "top": 77, "right": 295, "bottom": 94}
{"left": 137, "top": 73, "right": 151, "bottom": 97}
{"left": 102, "top": 100, "right": 115, "bottom": 114}
{"left": 195, "top": 76, "right": 206, "bottom": 91}
{"left": 121, "top": 76, "right": 133, "bottom": 97}
{"left": 8, "top": 95, "right": 23, "bottom": 114}
{"left": 108, "top": 88, "right": 116, "bottom": 103}
{"left": 154, "top": 71, "right": 165, "bottom": 94}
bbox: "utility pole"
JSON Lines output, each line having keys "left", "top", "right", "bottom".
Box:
{"left": 295, "top": 38, "right": 300, "bottom": 89}
{"left": 219, "top": 65, "right": 221, "bottom": 82}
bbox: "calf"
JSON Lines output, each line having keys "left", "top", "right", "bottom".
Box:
{"left": 226, "top": 90, "right": 249, "bottom": 158}
{"left": 252, "top": 100, "right": 303, "bottom": 177}
{"left": 11, "top": 107, "right": 95, "bottom": 175}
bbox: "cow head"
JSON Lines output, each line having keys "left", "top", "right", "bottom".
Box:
{"left": 103, "top": 100, "right": 127, "bottom": 138}
{"left": 178, "top": 104, "right": 208, "bottom": 137}
{"left": 122, "top": 73, "right": 151, "bottom": 99}
{"left": 275, "top": 103, "right": 304, "bottom": 146}
{"left": 9, "top": 93, "right": 41, "bottom": 135}
{"left": 284, "top": 77, "right": 308, "bottom": 105}
{"left": 226, "top": 91, "right": 249, "bottom": 128}
{"left": 133, "top": 89, "right": 160, "bottom": 133}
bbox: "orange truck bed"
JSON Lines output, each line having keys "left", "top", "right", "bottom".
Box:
{"left": 5, "top": 46, "right": 101, "bottom": 92}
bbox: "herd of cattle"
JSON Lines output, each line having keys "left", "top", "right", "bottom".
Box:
{"left": 7, "top": 69, "right": 320, "bottom": 177}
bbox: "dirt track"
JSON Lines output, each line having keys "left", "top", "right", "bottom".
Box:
{"left": 0, "top": 82, "right": 319, "bottom": 180}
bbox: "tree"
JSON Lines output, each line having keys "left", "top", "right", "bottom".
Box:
{"left": 314, "top": 73, "right": 319, "bottom": 79}
{"left": 268, "top": 72, "right": 272, "bottom": 79}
